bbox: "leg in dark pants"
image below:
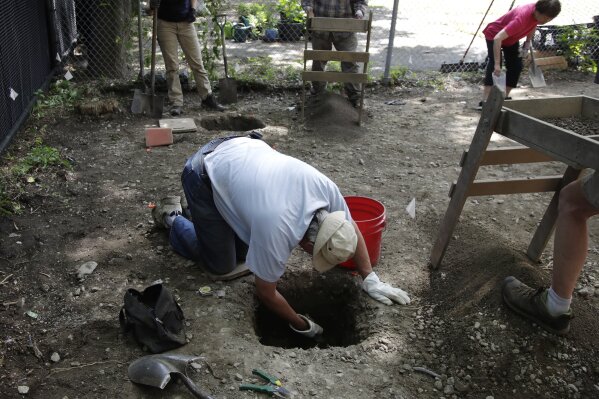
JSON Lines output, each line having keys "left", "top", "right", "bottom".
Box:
{"left": 170, "top": 161, "right": 248, "bottom": 274}
{"left": 503, "top": 42, "right": 522, "bottom": 96}
{"left": 483, "top": 40, "right": 522, "bottom": 100}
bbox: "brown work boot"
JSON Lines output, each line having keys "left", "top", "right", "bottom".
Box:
{"left": 502, "top": 276, "right": 573, "bottom": 336}
{"left": 202, "top": 94, "right": 225, "bottom": 112}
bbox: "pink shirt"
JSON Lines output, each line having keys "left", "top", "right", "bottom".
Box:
{"left": 483, "top": 3, "right": 538, "bottom": 46}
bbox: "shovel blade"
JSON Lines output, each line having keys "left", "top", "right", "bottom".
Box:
{"left": 150, "top": 94, "right": 165, "bottom": 119}
{"left": 131, "top": 89, "right": 164, "bottom": 118}
{"left": 218, "top": 78, "right": 237, "bottom": 104}
{"left": 128, "top": 353, "right": 201, "bottom": 390}
{"left": 529, "top": 65, "right": 546, "bottom": 88}
{"left": 131, "top": 89, "right": 150, "bottom": 114}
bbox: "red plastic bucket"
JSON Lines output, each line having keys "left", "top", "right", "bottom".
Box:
{"left": 339, "top": 196, "right": 386, "bottom": 269}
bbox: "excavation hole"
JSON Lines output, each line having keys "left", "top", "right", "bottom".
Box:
{"left": 254, "top": 272, "right": 371, "bottom": 349}
{"left": 200, "top": 114, "right": 266, "bottom": 131}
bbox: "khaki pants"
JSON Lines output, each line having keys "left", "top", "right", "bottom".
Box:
{"left": 157, "top": 19, "right": 212, "bottom": 106}
{"left": 311, "top": 31, "right": 360, "bottom": 101}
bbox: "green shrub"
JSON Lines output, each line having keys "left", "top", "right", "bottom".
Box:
{"left": 277, "top": 0, "right": 305, "bottom": 24}
{"left": 556, "top": 25, "right": 599, "bottom": 73}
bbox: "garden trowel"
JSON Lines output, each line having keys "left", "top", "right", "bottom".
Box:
{"left": 128, "top": 353, "right": 214, "bottom": 398}
{"left": 528, "top": 46, "right": 546, "bottom": 88}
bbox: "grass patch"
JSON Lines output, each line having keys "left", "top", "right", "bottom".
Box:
{"left": 386, "top": 67, "right": 446, "bottom": 90}
{"left": 0, "top": 137, "right": 71, "bottom": 216}
{"left": 230, "top": 56, "right": 302, "bottom": 89}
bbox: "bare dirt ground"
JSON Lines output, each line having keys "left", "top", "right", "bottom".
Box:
{"left": 1, "top": 70, "right": 599, "bottom": 399}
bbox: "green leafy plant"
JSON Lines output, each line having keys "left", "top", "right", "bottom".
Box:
{"left": 33, "top": 80, "right": 81, "bottom": 118}
{"left": 276, "top": 0, "right": 305, "bottom": 24}
{"left": 11, "top": 138, "right": 71, "bottom": 177}
{"left": 0, "top": 178, "right": 18, "bottom": 216}
{"left": 555, "top": 24, "right": 599, "bottom": 73}
{"left": 238, "top": 3, "right": 269, "bottom": 30}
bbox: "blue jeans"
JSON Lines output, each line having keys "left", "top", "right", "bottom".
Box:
{"left": 169, "top": 151, "right": 248, "bottom": 274}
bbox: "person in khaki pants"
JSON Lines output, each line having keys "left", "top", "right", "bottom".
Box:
{"left": 302, "top": 0, "right": 368, "bottom": 107}
{"left": 151, "top": 0, "right": 224, "bottom": 115}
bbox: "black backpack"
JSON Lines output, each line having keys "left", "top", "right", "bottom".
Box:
{"left": 119, "top": 283, "right": 186, "bottom": 353}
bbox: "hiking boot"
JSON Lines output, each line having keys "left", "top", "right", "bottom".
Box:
{"left": 502, "top": 276, "right": 573, "bottom": 336}
{"left": 202, "top": 94, "right": 225, "bottom": 112}
{"left": 170, "top": 106, "right": 182, "bottom": 116}
{"left": 476, "top": 101, "right": 484, "bottom": 111}
{"left": 152, "top": 196, "right": 183, "bottom": 228}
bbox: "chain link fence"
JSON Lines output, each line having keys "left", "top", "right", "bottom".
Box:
{"left": 50, "top": 0, "right": 599, "bottom": 86}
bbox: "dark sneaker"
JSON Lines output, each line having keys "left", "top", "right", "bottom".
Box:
{"left": 476, "top": 101, "right": 484, "bottom": 110}
{"left": 505, "top": 96, "right": 512, "bottom": 100}
{"left": 152, "top": 196, "right": 182, "bottom": 228}
{"left": 502, "top": 276, "right": 573, "bottom": 336}
{"left": 349, "top": 97, "right": 360, "bottom": 108}
{"left": 170, "top": 106, "right": 182, "bottom": 116}
{"left": 180, "top": 195, "right": 192, "bottom": 220}
{"left": 310, "top": 85, "right": 324, "bottom": 96}
{"left": 202, "top": 94, "right": 225, "bottom": 112}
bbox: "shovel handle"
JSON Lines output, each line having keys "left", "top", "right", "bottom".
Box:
{"left": 150, "top": 10, "right": 158, "bottom": 96}
{"left": 216, "top": 14, "right": 230, "bottom": 79}
{"left": 528, "top": 46, "right": 537, "bottom": 69}
{"left": 179, "top": 374, "right": 214, "bottom": 399}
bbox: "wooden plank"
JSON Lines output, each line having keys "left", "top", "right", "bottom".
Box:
{"left": 303, "top": 50, "right": 369, "bottom": 63}
{"left": 535, "top": 56, "right": 568, "bottom": 70}
{"left": 429, "top": 86, "right": 505, "bottom": 269}
{"left": 159, "top": 118, "right": 197, "bottom": 133}
{"left": 463, "top": 176, "right": 562, "bottom": 196}
{"left": 502, "top": 96, "right": 582, "bottom": 118}
{"left": 302, "top": 71, "right": 368, "bottom": 84}
{"left": 460, "top": 146, "right": 555, "bottom": 167}
{"left": 527, "top": 167, "right": 582, "bottom": 262}
{"left": 495, "top": 108, "right": 599, "bottom": 170}
{"left": 309, "top": 17, "right": 369, "bottom": 32}
{"left": 581, "top": 96, "right": 599, "bottom": 120}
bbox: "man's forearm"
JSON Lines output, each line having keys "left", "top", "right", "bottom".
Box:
{"left": 301, "top": 0, "right": 314, "bottom": 12}
{"left": 493, "top": 39, "right": 502, "bottom": 68}
{"left": 352, "top": 221, "right": 373, "bottom": 279}
{"left": 255, "top": 279, "right": 307, "bottom": 330}
{"left": 352, "top": 0, "right": 368, "bottom": 15}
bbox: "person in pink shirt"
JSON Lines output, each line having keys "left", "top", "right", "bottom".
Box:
{"left": 478, "top": 0, "right": 561, "bottom": 109}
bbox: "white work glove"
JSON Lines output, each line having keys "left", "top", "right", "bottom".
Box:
{"left": 362, "top": 272, "right": 411, "bottom": 305}
{"left": 289, "top": 314, "right": 323, "bottom": 338}
{"left": 354, "top": 10, "right": 364, "bottom": 19}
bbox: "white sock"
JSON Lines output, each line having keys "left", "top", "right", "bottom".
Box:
{"left": 163, "top": 212, "right": 181, "bottom": 228}
{"left": 546, "top": 286, "right": 571, "bottom": 317}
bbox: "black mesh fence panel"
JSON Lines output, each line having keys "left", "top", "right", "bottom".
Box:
{"left": 0, "top": 0, "right": 53, "bottom": 152}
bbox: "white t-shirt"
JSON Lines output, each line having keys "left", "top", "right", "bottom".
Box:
{"left": 204, "top": 137, "right": 351, "bottom": 282}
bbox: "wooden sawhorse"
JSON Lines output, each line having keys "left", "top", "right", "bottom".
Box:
{"left": 430, "top": 86, "right": 599, "bottom": 268}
